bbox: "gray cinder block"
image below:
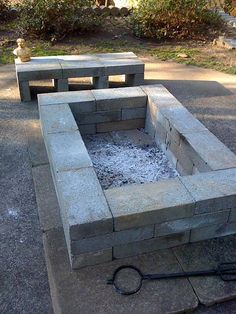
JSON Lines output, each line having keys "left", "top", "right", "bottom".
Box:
{"left": 55, "top": 168, "right": 113, "bottom": 241}
{"left": 79, "top": 124, "right": 96, "bottom": 135}
{"left": 122, "top": 107, "right": 146, "bottom": 120}
{"left": 125, "top": 73, "right": 144, "bottom": 86}
{"left": 71, "top": 225, "right": 154, "bottom": 255}
{"left": 46, "top": 131, "right": 92, "bottom": 172}
{"left": 60, "top": 60, "right": 105, "bottom": 78}
{"left": 71, "top": 249, "right": 112, "bottom": 269}
{"left": 181, "top": 131, "right": 236, "bottom": 171}
{"left": 113, "top": 231, "right": 190, "bottom": 259}
{"left": 92, "top": 87, "right": 147, "bottom": 111}
{"left": 180, "top": 168, "right": 236, "bottom": 214}
{"left": 190, "top": 222, "right": 236, "bottom": 242}
{"left": 155, "top": 211, "right": 230, "bottom": 237}
{"left": 39, "top": 103, "right": 78, "bottom": 134}
{"left": 229, "top": 208, "right": 236, "bottom": 222}
{"left": 18, "top": 81, "right": 31, "bottom": 102}
{"left": 76, "top": 110, "right": 121, "bottom": 125}
{"left": 56, "top": 79, "right": 69, "bottom": 92}
{"left": 105, "top": 178, "right": 194, "bottom": 231}
{"left": 96, "top": 119, "right": 145, "bottom": 133}
{"left": 92, "top": 76, "right": 109, "bottom": 89}
{"left": 103, "top": 59, "right": 144, "bottom": 76}
{"left": 38, "top": 90, "right": 95, "bottom": 109}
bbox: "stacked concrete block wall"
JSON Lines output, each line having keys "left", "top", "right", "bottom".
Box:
{"left": 143, "top": 84, "right": 236, "bottom": 175}
{"left": 38, "top": 87, "right": 148, "bottom": 136}
{"left": 38, "top": 85, "right": 236, "bottom": 269}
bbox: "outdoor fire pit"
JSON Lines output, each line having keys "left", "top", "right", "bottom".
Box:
{"left": 38, "top": 85, "right": 236, "bottom": 269}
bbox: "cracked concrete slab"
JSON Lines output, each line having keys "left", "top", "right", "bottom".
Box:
{"left": 173, "top": 236, "right": 236, "bottom": 306}
{"left": 44, "top": 227, "right": 198, "bottom": 314}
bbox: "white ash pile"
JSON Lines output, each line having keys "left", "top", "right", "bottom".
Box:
{"left": 83, "top": 129, "right": 179, "bottom": 190}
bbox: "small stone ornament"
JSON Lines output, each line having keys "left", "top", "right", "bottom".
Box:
{"left": 13, "top": 38, "right": 31, "bottom": 62}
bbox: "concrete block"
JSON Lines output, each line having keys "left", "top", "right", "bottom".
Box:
{"left": 92, "top": 76, "right": 109, "bottom": 89}
{"left": 229, "top": 208, "right": 236, "bottom": 222}
{"left": 96, "top": 119, "right": 145, "bottom": 133}
{"left": 125, "top": 73, "right": 144, "bottom": 86}
{"left": 154, "top": 119, "right": 167, "bottom": 147}
{"left": 39, "top": 103, "right": 78, "bottom": 134}
{"left": 155, "top": 210, "right": 230, "bottom": 237}
{"left": 57, "top": 54, "right": 98, "bottom": 61}
{"left": 161, "top": 107, "right": 207, "bottom": 139}
{"left": 95, "top": 52, "right": 137, "bottom": 59}
{"left": 26, "top": 119, "right": 49, "bottom": 167}
{"left": 55, "top": 168, "right": 113, "bottom": 241}
{"left": 177, "top": 135, "right": 211, "bottom": 173}
{"left": 167, "top": 136, "right": 195, "bottom": 175}
{"left": 141, "top": 84, "right": 183, "bottom": 111}
{"left": 79, "top": 124, "right": 96, "bottom": 135}
{"left": 145, "top": 97, "right": 169, "bottom": 142}
{"left": 56, "top": 79, "right": 69, "bottom": 92}
{"left": 71, "top": 225, "right": 154, "bottom": 254}
{"left": 176, "top": 159, "right": 193, "bottom": 176}
{"left": 60, "top": 60, "right": 105, "bottom": 78}
{"left": 18, "top": 81, "right": 31, "bottom": 102}
{"left": 76, "top": 110, "right": 121, "bottom": 125}
{"left": 180, "top": 168, "right": 236, "bottom": 214}
{"left": 111, "top": 129, "right": 154, "bottom": 147}
{"left": 71, "top": 249, "right": 112, "bottom": 269}
{"left": 102, "top": 59, "right": 144, "bottom": 76}
{"left": 190, "top": 222, "right": 236, "bottom": 242}
{"left": 105, "top": 177, "right": 194, "bottom": 231}
{"left": 38, "top": 90, "right": 95, "bottom": 113}
{"left": 181, "top": 130, "right": 236, "bottom": 171}
{"left": 122, "top": 107, "right": 146, "bottom": 120}
{"left": 145, "top": 103, "right": 157, "bottom": 139}
{"left": 165, "top": 147, "right": 178, "bottom": 169}
{"left": 113, "top": 231, "right": 190, "bottom": 259}
{"left": 16, "top": 58, "right": 62, "bottom": 81}
{"left": 32, "top": 164, "right": 62, "bottom": 231}
{"left": 92, "top": 87, "right": 147, "bottom": 111}
{"left": 46, "top": 132, "right": 92, "bottom": 172}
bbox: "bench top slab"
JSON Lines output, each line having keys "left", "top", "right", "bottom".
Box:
{"left": 15, "top": 57, "right": 63, "bottom": 80}
{"left": 15, "top": 52, "right": 144, "bottom": 80}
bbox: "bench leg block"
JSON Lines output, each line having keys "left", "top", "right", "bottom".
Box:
{"left": 18, "top": 81, "right": 31, "bottom": 102}
{"left": 125, "top": 73, "right": 144, "bottom": 86}
{"left": 55, "top": 79, "right": 69, "bottom": 92}
{"left": 92, "top": 76, "right": 109, "bottom": 89}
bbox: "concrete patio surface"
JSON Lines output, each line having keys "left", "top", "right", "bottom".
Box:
{"left": 0, "top": 59, "right": 236, "bottom": 313}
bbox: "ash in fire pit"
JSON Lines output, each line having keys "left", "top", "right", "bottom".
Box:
{"left": 83, "top": 129, "right": 179, "bottom": 190}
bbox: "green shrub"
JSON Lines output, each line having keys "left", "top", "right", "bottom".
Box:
{"left": 224, "top": 0, "right": 233, "bottom": 13}
{"left": 131, "top": 0, "right": 223, "bottom": 40}
{"left": 17, "top": 0, "right": 101, "bottom": 39}
{"left": 0, "top": 0, "right": 10, "bottom": 21}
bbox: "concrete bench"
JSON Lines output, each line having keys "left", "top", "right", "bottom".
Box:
{"left": 15, "top": 52, "right": 145, "bottom": 102}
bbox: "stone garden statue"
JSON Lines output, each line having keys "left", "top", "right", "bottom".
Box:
{"left": 13, "top": 38, "right": 31, "bottom": 62}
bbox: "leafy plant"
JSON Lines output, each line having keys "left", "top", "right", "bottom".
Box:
{"left": 0, "top": 0, "right": 10, "bottom": 21}
{"left": 17, "top": 0, "right": 101, "bottom": 40}
{"left": 131, "top": 0, "right": 223, "bottom": 40}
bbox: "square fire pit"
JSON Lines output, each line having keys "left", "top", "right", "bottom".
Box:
{"left": 38, "top": 85, "right": 236, "bottom": 269}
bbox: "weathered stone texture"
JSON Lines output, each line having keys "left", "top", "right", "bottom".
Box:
{"left": 105, "top": 178, "right": 194, "bottom": 231}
